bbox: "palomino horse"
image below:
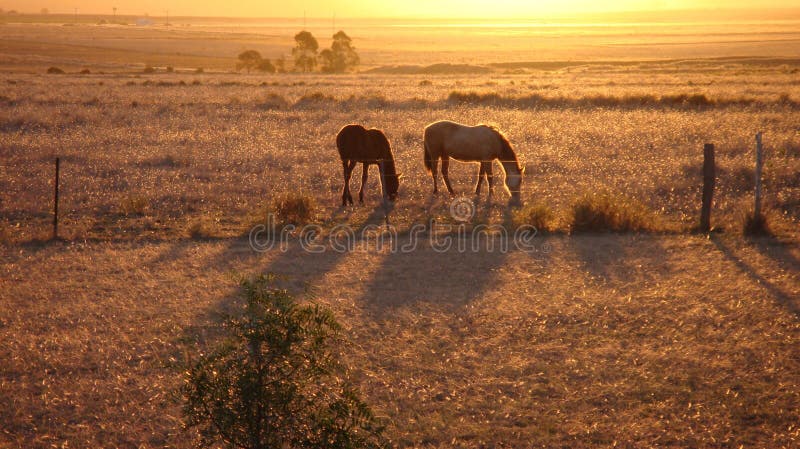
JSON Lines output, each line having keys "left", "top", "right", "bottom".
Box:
{"left": 336, "top": 124, "right": 400, "bottom": 206}
{"left": 423, "top": 120, "right": 523, "bottom": 201}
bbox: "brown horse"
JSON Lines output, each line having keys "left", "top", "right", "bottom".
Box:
{"left": 423, "top": 120, "right": 523, "bottom": 201}
{"left": 336, "top": 124, "right": 400, "bottom": 206}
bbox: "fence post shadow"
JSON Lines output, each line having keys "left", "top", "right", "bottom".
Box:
{"left": 710, "top": 235, "right": 799, "bottom": 318}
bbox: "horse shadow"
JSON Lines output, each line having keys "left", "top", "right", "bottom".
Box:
{"left": 558, "top": 235, "right": 677, "bottom": 296}
{"left": 354, "top": 225, "right": 512, "bottom": 320}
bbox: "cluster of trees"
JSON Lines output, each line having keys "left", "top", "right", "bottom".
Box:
{"left": 237, "top": 30, "right": 359, "bottom": 74}
{"left": 236, "top": 50, "right": 285, "bottom": 73}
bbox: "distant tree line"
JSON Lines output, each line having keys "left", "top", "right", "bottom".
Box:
{"left": 236, "top": 30, "right": 359, "bottom": 74}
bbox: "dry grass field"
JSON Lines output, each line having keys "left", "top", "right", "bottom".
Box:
{"left": 1, "top": 17, "right": 799, "bottom": 449}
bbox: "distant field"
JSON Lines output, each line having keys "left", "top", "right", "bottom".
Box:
{"left": 2, "top": 16, "right": 800, "bottom": 71}
{"left": 2, "top": 67, "right": 799, "bottom": 242}
{"left": 1, "top": 17, "right": 799, "bottom": 449}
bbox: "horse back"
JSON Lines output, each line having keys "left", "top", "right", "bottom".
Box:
{"left": 336, "top": 124, "right": 392, "bottom": 163}
{"left": 425, "top": 120, "right": 502, "bottom": 161}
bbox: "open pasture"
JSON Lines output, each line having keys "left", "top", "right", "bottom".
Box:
{"left": 2, "top": 65, "right": 800, "bottom": 241}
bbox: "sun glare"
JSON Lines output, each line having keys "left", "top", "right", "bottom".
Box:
{"left": 7, "top": 0, "right": 800, "bottom": 18}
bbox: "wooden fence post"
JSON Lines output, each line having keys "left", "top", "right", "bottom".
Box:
{"left": 754, "top": 132, "right": 763, "bottom": 219}
{"left": 700, "top": 143, "right": 715, "bottom": 232}
{"left": 53, "top": 157, "right": 60, "bottom": 239}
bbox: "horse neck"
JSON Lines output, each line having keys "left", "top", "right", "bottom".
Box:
{"left": 379, "top": 156, "right": 396, "bottom": 177}
{"left": 499, "top": 158, "right": 520, "bottom": 177}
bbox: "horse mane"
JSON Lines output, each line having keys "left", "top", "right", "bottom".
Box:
{"left": 367, "top": 128, "right": 395, "bottom": 162}
{"left": 485, "top": 125, "right": 520, "bottom": 171}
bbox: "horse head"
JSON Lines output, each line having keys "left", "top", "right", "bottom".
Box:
{"left": 385, "top": 172, "right": 400, "bottom": 201}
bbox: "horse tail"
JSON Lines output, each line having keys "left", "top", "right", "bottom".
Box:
{"left": 423, "top": 140, "right": 433, "bottom": 174}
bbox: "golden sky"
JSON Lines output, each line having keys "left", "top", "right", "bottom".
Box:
{"left": 8, "top": 0, "right": 800, "bottom": 18}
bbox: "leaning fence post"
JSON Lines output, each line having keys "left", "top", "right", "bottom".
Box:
{"left": 53, "top": 157, "right": 60, "bottom": 239}
{"left": 700, "top": 143, "right": 715, "bottom": 232}
{"left": 754, "top": 132, "right": 763, "bottom": 219}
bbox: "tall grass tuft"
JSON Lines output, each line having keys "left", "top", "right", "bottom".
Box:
{"left": 739, "top": 208, "right": 772, "bottom": 236}
{"left": 256, "top": 93, "right": 289, "bottom": 110}
{"left": 186, "top": 215, "right": 219, "bottom": 239}
{"left": 272, "top": 193, "right": 316, "bottom": 225}
{"left": 119, "top": 194, "right": 148, "bottom": 216}
{"left": 512, "top": 202, "right": 556, "bottom": 233}
{"left": 569, "top": 191, "right": 658, "bottom": 233}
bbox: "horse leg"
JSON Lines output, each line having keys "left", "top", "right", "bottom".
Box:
{"left": 341, "top": 161, "right": 349, "bottom": 206}
{"left": 359, "top": 163, "right": 369, "bottom": 204}
{"left": 485, "top": 161, "right": 494, "bottom": 197}
{"left": 475, "top": 162, "right": 487, "bottom": 195}
{"left": 342, "top": 160, "right": 356, "bottom": 206}
{"left": 430, "top": 157, "right": 439, "bottom": 194}
{"left": 441, "top": 157, "right": 455, "bottom": 195}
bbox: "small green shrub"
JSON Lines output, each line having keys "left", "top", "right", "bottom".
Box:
{"left": 273, "top": 193, "right": 315, "bottom": 224}
{"left": 512, "top": 202, "right": 555, "bottom": 233}
{"left": 182, "top": 275, "right": 387, "bottom": 449}
{"left": 569, "top": 191, "right": 657, "bottom": 233}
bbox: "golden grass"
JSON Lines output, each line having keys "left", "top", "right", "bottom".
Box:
{"left": 511, "top": 202, "right": 556, "bottom": 233}
{"left": 1, "top": 236, "right": 798, "bottom": 448}
{"left": 1, "top": 34, "right": 799, "bottom": 448}
{"left": 1, "top": 68, "right": 798, "bottom": 243}
{"left": 272, "top": 193, "right": 317, "bottom": 225}
{"left": 569, "top": 191, "right": 660, "bottom": 233}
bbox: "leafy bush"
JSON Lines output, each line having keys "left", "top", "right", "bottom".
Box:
{"left": 182, "top": 275, "right": 387, "bottom": 449}
{"left": 569, "top": 191, "right": 657, "bottom": 233}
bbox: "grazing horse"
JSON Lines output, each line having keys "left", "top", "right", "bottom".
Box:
{"left": 423, "top": 120, "right": 523, "bottom": 201}
{"left": 336, "top": 124, "right": 400, "bottom": 206}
